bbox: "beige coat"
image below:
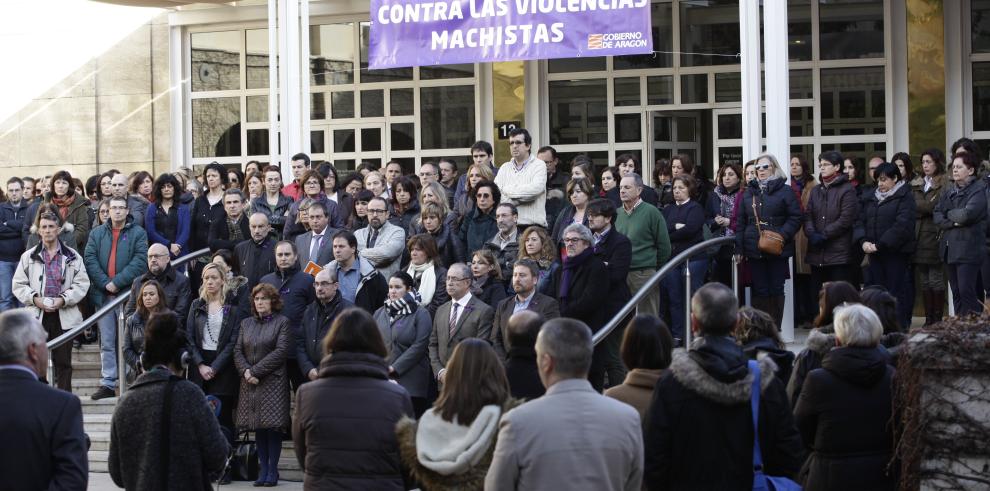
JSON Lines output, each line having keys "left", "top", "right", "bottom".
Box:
{"left": 604, "top": 368, "right": 662, "bottom": 424}
{"left": 12, "top": 240, "right": 90, "bottom": 330}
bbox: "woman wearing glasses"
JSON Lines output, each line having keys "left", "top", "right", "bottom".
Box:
{"left": 734, "top": 153, "right": 803, "bottom": 328}
{"left": 804, "top": 151, "right": 859, "bottom": 303}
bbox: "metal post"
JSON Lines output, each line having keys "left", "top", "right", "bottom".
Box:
{"left": 684, "top": 265, "right": 692, "bottom": 348}
{"left": 116, "top": 306, "right": 126, "bottom": 396}
{"left": 732, "top": 254, "right": 740, "bottom": 299}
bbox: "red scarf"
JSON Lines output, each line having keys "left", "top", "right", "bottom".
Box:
{"left": 51, "top": 193, "right": 76, "bottom": 220}
{"left": 821, "top": 173, "right": 839, "bottom": 185}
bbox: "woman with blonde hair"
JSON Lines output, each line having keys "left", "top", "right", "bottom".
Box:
{"left": 455, "top": 163, "right": 495, "bottom": 219}
{"left": 186, "top": 261, "right": 243, "bottom": 435}
{"left": 396, "top": 338, "right": 519, "bottom": 490}
{"left": 516, "top": 226, "right": 559, "bottom": 295}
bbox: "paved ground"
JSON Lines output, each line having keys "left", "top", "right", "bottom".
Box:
{"left": 87, "top": 472, "right": 304, "bottom": 490}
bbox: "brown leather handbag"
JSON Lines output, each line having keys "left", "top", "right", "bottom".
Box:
{"left": 752, "top": 197, "right": 784, "bottom": 256}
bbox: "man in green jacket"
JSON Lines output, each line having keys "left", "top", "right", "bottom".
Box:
{"left": 84, "top": 196, "right": 148, "bottom": 400}
{"left": 615, "top": 173, "right": 670, "bottom": 317}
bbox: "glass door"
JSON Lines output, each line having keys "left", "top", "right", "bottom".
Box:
{"left": 311, "top": 121, "right": 386, "bottom": 172}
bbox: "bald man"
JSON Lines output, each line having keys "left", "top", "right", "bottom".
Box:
{"left": 111, "top": 173, "right": 147, "bottom": 226}
{"left": 124, "top": 242, "right": 192, "bottom": 320}
{"left": 234, "top": 213, "right": 278, "bottom": 292}
{"left": 504, "top": 310, "right": 546, "bottom": 400}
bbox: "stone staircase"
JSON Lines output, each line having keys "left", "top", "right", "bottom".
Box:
{"left": 71, "top": 344, "right": 304, "bottom": 481}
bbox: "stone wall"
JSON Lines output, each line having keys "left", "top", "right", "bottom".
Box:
{"left": 0, "top": 13, "right": 171, "bottom": 187}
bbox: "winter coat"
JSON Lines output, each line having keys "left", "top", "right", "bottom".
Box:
{"left": 144, "top": 201, "right": 191, "bottom": 256}
{"left": 355, "top": 221, "right": 407, "bottom": 278}
{"left": 424, "top": 221, "right": 467, "bottom": 267}
{"left": 854, "top": 182, "right": 916, "bottom": 255}
{"left": 504, "top": 346, "right": 545, "bottom": 400}
{"left": 0, "top": 199, "right": 29, "bottom": 262}
{"left": 741, "top": 337, "right": 795, "bottom": 391}
{"left": 604, "top": 368, "right": 662, "bottom": 424}
{"left": 793, "top": 346, "right": 896, "bottom": 491}
{"left": 11, "top": 240, "right": 91, "bottom": 330}
{"left": 186, "top": 296, "right": 243, "bottom": 397}
{"left": 123, "top": 311, "right": 150, "bottom": 375}
{"left": 127, "top": 195, "right": 150, "bottom": 230}
{"left": 374, "top": 304, "right": 433, "bottom": 398}
{"left": 297, "top": 293, "right": 353, "bottom": 377}
{"left": 325, "top": 257, "right": 389, "bottom": 314}
{"left": 234, "top": 314, "right": 292, "bottom": 431}
{"left": 189, "top": 193, "right": 226, "bottom": 252}
{"left": 663, "top": 199, "right": 706, "bottom": 257}
{"left": 233, "top": 237, "right": 277, "bottom": 292}
{"left": 550, "top": 205, "right": 590, "bottom": 248}
{"left": 252, "top": 193, "right": 294, "bottom": 239}
{"left": 23, "top": 192, "right": 92, "bottom": 252}
{"left": 734, "top": 178, "right": 803, "bottom": 259}
{"left": 459, "top": 206, "right": 498, "bottom": 257}
{"left": 911, "top": 174, "right": 949, "bottom": 265}
{"left": 408, "top": 263, "right": 450, "bottom": 317}
{"left": 475, "top": 276, "right": 509, "bottom": 308}
{"left": 389, "top": 199, "right": 421, "bottom": 235}
{"left": 803, "top": 174, "right": 859, "bottom": 267}
{"left": 551, "top": 248, "right": 610, "bottom": 332}
{"left": 791, "top": 178, "right": 816, "bottom": 274}
{"left": 123, "top": 265, "right": 193, "bottom": 321}
{"left": 259, "top": 266, "right": 315, "bottom": 333}
{"left": 108, "top": 369, "right": 230, "bottom": 491}
{"left": 395, "top": 399, "right": 523, "bottom": 491}
{"left": 207, "top": 213, "right": 250, "bottom": 253}
{"left": 292, "top": 351, "right": 413, "bottom": 491}
{"left": 593, "top": 227, "right": 633, "bottom": 321}
{"left": 643, "top": 336, "right": 804, "bottom": 491}
{"left": 83, "top": 218, "right": 149, "bottom": 307}
{"left": 933, "top": 177, "right": 987, "bottom": 264}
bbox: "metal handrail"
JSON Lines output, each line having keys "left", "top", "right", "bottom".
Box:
{"left": 592, "top": 236, "right": 738, "bottom": 347}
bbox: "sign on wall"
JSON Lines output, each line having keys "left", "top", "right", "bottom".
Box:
{"left": 369, "top": 0, "right": 654, "bottom": 69}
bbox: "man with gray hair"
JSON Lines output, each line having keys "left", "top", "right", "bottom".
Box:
{"left": 486, "top": 318, "right": 643, "bottom": 490}
{"left": 0, "top": 309, "right": 88, "bottom": 490}
{"left": 643, "top": 283, "right": 803, "bottom": 489}
{"left": 208, "top": 188, "right": 251, "bottom": 252}
{"left": 123, "top": 242, "right": 192, "bottom": 321}
{"left": 297, "top": 268, "right": 353, "bottom": 382}
{"left": 614, "top": 173, "right": 670, "bottom": 317}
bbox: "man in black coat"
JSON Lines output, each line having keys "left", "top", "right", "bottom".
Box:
{"left": 208, "top": 189, "right": 251, "bottom": 253}
{"left": 0, "top": 309, "right": 88, "bottom": 490}
{"left": 297, "top": 268, "right": 352, "bottom": 382}
{"left": 261, "top": 240, "right": 316, "bottom": 388}
{"left": 234, "top": 212, "right": 278, "bottom": 292}
{"left": 124, "top": 243, "right": 193, "bottom": 320}
{"left": 491, "top": 259, "right": 560, "bottom": 359}
{"left": 588, "top": 198, "right": 633, "bottom": 388}
{"left": 502, "top": 309, "right": 546, "bottom": 400}
{"left": 644, "top": 283, "right": 804, "bottom": 490}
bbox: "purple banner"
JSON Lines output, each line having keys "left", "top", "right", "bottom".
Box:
{"left": 369, "top": 0, "right": 653, "bottom": 69}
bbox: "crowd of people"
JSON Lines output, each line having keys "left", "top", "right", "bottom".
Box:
{"left": 0, "top": 127, "right": 980, "bottom": 489}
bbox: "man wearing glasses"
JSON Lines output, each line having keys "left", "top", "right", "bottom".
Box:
{"left": 429, "top": 262, "right": 494, "bottom": 384}
{"left": 83, "top": 196, "right": 149, "bottom": 400}
{"left": 297, "top": 268, "right": 353, "bottom": 382}
{"left": 122, "top": 243, "right": 192, "bottom": 321}
{"left": 354, "top": 197, "right": 406, "bottom": 278}
{"left": 494, "top": 128, "right": 549, "bottom": 228}
{"left": 417, "top": 161, "right": 440, "bottom": 187}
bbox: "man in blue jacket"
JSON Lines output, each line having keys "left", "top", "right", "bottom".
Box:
{"left": 261, "top": 240, "right": 315, "bottom": 389}
{"left": 0, "top": 177, "right": 30, "bottom": 310}
{"left": 84, "top": 196, "right": 148, "bottom": 400}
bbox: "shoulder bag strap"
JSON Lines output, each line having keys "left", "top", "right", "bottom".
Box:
{"left": 748, "top": 359, "right": 765, "bottom": 472}
{"left": 159, "top": 376, "right": 178, "bottom": 491}
{"left": 751, "top": 196, "right": 763, "bottom": 234}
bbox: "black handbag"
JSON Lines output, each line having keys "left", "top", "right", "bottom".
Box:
{"left": 230, "top": 432, "right": 259, "bottom": 481}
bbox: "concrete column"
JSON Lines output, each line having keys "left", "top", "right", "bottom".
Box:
{"left": 739, "top": 0, "right": 761, "bottom": 161}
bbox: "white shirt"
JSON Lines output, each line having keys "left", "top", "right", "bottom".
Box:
{"left": 449, "top": 292, "right": 473, "bottom": 327}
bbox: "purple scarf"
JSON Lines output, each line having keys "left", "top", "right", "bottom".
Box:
{"left": 560, "top": 247, "right": 594, "bottom": 303}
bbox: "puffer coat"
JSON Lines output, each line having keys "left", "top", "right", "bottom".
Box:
{"left": 234, "top": 314, "right": 292, "bottom": 431}
{"left": 911, "top": 174, "right": 949, "bottom": 265}
{"left": 855, "top": 181, "right": 916, "bottom": 255}
{"left": 933, "top": 177, "right": 987, "bottom": 265}
{"left": 734, "top": 178, "right": 803, "bottom": 259}
{"left": 804, "top": 174, "right": 859, "bottom": 267}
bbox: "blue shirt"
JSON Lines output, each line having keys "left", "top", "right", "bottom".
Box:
{"left": 337, "top": 261, "right": 361, "bottom": 303}
{"left": 512, "top": 290, "right": 536, "bottom": 314}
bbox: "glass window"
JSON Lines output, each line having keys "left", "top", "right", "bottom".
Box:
{"left": 820, "top": 66, "right": 885, "bottom": 135}
{"left": 715, "top": 72, "right": 741, "bottom": 102}
{"left": 192, "top": 97, "right": 240, "bottom": 158}
{"left": 681, "top": 74, "right": 708, "bottom": 104}
{"left": 819, "top": 0, "right": 884, "bottom": 60}
{"left": 790, "top": 70, "right": 813, "bottom": 99}
{"left": 788, "top": 0, "right": 812, "bottom": 61}
{"left": 361, "top": 89, "right": 384, "bottom": 118}
{"left": 246, "top": 95, "right": 268, "bottom": 123}
{"left": 421, "top": 86, "right": 476, "bottom": 149}
{"left": 548, "top": 57, "right": 606, "bottom": 73}
{"left": 548, "top": 79, "right": 608, "bottom": 145}
{"left": 331, "top": 92, "right": 355, "bottom": 119}
{"left": 334, "top": 129, "right": 355, "bottom": 153}
{"left": 191, "top": 31, "right": 241, "bottom": 92}
{"left": 391, "top": 123, "right": 415, "bottom": 151}
{"left": 311, "top": 93, "right": 326, "bottom": 120}
{"left": 654, "top": 115, "right": 672, "bottom": 142}
{"left": 615, "top": 114, "right": 641, "bottom": 143}
{"left": 311, "top": 24, "right": 354, "bottom": 85}
{"left": 557, "top": 151, "right": 609, "bottom": 174}
{"left": 421, "top": 64, "right": 475, "bottom": 80}
{"left": 974, "top": 1, "right": 990, "bottom": 53}
{"left": 790, "top": 106, "right": 814, "bottom": 137}
{"left": 362, "top": 128, "right": 382, "bottom": 151}
{"left": 679, "top": 0, "right": 740, "bottom": 66}
{"left": 245, "top": 29, "right": 270, "bottom": 89}
{"left": 647, "top": 76, "right": 674, "bottom": 105}
{"left": 360, "top": 23, "right": 413, "bottom": 83}
{"left": 614, "top": 78, "right": 641, "bottom": 107}
{"left": 614, "top": 2, "right": 674, "bottom": 69}
{"left": 247, "top": 129, "right": 269, "bottom": 155}
{"left": 973, "top": 62, "right": 990, "bottom": 131}
{"left": 390, "top": 88, "right": 414, "bottom": 116}
{"left": 311, "top": 131, "right": 325, "bottom": 154}
{"left": 718, "top": 114, "right": 743, "bottom": 139}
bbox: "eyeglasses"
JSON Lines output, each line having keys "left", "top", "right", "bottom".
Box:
{"left": 148, "top": 253, "right": 169, "bottom": 259}
{"left": 562, "top": 237, "right": 585, "bottom": 244}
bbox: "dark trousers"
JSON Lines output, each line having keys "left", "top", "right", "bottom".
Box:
{"left": 810, "top": 264, "right": 858, "bottom": 302}
{"left": 867, "top": 253, "right": 913, "bottom": 329}
{"left": 749, "top": 257, "right": 788, "bottom": 297}
{"left": 43, "top": 312, "right": 72, "bottom": 392}
{"left": 660, "top": 258, "right": 708, "bottom": 340}
{"left": 588, "top": 322, "right": 628, "bottom": 392}
{"left": 793, "top": 272, "right": 814, "bottom": 326}
{"left": 948, "top": 262, "right": 982, "bottom": 316}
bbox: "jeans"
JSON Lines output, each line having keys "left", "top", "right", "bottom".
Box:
{"left": 659, "top": 258, "right": 708, "bottom": 340}
{"left": 0, "top": 261, "right": 20, "bottom": 310}
{"left": 98, "top": 305, "right": 120, "bottom": 389}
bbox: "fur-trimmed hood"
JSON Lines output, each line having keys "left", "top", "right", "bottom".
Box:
{"left": 670, "top": 336, "right": 778, "bottom": 405}
{"left": 29, "top": 221, "right": 74, "bottom": 236}
{"left": 805, "top": 327, "right": 836, "bottom": 357}
{"left": 396, "top": 398, "right": 523, "bottom": 491}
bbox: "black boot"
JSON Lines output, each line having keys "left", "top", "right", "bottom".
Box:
{"left": 930, "top": 290, "right": 946, "bottom": 325}
{"left": 769, "top": 295, "right": 785, "bottom": 331}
